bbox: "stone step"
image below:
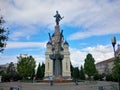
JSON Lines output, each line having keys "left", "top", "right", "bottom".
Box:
{"left": 42, "top": 79, "right": 73, "bottom": 83}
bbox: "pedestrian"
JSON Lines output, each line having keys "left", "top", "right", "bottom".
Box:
{"left": 75, "top": 79, "right": 78, "bottom": 85}
{"left": 49, "top": 75, "right": 53, "bottom": 86}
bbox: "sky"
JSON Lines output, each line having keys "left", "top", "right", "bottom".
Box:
{"left": 0, "top": 0, "right": 120, "bottom": 67}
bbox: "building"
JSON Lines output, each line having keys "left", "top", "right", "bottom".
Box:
{"left": 96, "top": 44, "right": 120, "bottom": 74}
{"left": 0, "top": 62, "right": 17, "bottom": 73}
{"left": 96, "top": 57, "right": 114, "bottom": 74}
{"left": 0, "top": 63, "right": 9, "bottom": 73}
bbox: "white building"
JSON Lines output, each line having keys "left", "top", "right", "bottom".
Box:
{"left": 0, "top": 62, "right": 17, "bottom": 73}
{"left": 96, "top": 58, "right": 114, "bottom": 74}
{"left": 96, "top": 44, "right": 120, "bottom": 74}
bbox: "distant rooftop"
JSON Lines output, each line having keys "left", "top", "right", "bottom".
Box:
{"left": 96, "top": 57, "right": 114, "bottom": 65}
{"left": 96, "top": 44, "right": 120, "bottom": 65}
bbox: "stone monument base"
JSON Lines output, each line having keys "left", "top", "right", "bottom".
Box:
{"left": 43, "top": 76, "right": 72, "bottom": 83}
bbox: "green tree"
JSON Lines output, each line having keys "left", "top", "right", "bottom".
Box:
{"left": 7, "top": 62, "right": 16, "bottom": 74}
{"left": 6, "top": 62, "right": 16, "bottom": 81}
{"left": 70, "top": 62, "right": 74, "bottom": 78}
{"left": 79, "top": 65, "right": 85, "bottom": 80}
{"left": 73, "top": 67, "right": 79, "bottom": 80}
{"left": 41, "top": 62, "right": 45, "bottom": 79}
{"left": 112, "top": 56, "right": 120, "bottom": 90}
{"left": 0, "top": 16, "right": 8, "bottom": 52}
{"left": 84, "top": 53, "right": 97, "bottom": 79}
{"left": 36, "top": 62, "right": 45, "bottom": 80}
{"left": 17, "top": 55, "right": 36, "bottom": 79}
{"left": 36, "top": 63, "right": 42, "bottom": 80}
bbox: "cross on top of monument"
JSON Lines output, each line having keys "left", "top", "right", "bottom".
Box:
{"left": 54, "top": 11, "right": 64, "bottom": 25}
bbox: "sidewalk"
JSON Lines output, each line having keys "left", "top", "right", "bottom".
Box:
{"left": 0, "top": 81, "right": 118, "bottom": 90}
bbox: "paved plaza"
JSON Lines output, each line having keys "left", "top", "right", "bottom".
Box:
{"left": 0, "top": 81, "right": 119, "bottom": 90}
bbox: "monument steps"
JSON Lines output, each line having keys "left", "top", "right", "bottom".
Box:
{"left": 43, "top": 76, "right": 72, "bottom": 83}
{"left": 42, "top": 79, "right": 73, "bottom": 83}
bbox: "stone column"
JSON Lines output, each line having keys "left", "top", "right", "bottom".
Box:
{"left": 53, "top": 25, "right": 63, "bottom": 77}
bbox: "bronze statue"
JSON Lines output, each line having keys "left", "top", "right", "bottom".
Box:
{"left": 54, "top": 11, "right": 64, "bottom": 25}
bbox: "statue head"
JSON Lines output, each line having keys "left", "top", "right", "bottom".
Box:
{"left": 56, "top": 11, "right": 58, "bottom": 14}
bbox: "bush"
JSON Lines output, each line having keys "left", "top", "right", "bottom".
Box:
{"left": 1, "top": 73, "right": 22, "bottom": 82}
{"left": 106, "top": 74, "right": 113, "bottom": 81}
{"left": 2, "top": 73, "right": 10, "bottom": 82}
{"left": 94, "top": 73, "right": 100, "bottom": 80}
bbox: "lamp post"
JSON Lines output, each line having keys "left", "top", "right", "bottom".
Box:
{"left": 111, "top": 36, "right": 120, "bottom": 90}
{"left": 111, "top": 36, "right": 116, "bottom": 58}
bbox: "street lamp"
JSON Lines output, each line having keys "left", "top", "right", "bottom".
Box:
{"left": 111, "top": 36, "right": 116, "bottom": 58}
{"left": 111, "top": 36, "right": 120, "bottom": 90}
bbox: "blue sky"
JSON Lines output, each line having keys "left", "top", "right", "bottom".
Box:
{"left": 0, "top": 0, "right": 120, "bottom": 67}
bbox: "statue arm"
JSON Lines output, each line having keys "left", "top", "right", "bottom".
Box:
{"left": 48, "top": 33, "right": 52, "bottom": 41}
{"left": 54, "top": 15, "right": 56, "bottom": 17}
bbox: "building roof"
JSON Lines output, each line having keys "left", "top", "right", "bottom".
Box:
{"left": 96, "top": 45, "right": 120, "bottom": 65}
{"left": 64, "top": 41, "right": 69, "bottom": 45}
{"left": 96, "top": 57, "right": 115, "bottom": 65}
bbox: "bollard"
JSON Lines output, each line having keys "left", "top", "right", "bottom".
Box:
{"left": 98, "top": 86, "right": 104, "bottom": 90}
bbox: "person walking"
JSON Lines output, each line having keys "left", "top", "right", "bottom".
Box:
{"left": 49, "top": 75, "right": 53, "bottom": 86}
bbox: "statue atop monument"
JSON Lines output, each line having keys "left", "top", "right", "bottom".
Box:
{"left": 54, "top": 11, "right": 64, "bottom": 25}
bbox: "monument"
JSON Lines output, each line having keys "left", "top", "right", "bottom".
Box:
{"left": 45, "top": 11, "right": 71, "bottom": 80}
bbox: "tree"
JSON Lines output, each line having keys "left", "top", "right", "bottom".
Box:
{"left": 36, "top": 63, "right": 42, "bottom": 80}
{"left": 7, "top": 62, "right": 16, "bottom": 75}
{"left": 84, "top": 53, "right": 97, "bottom": 79}
{"left": 0, "top": 16, "right": 8, "bottom": 52}
{"left": 112, "top": 56, "right": 120, "bottom": 90}
{"left": 17, "top": 55, "right": 36, "bottom": 79}
{"left": 112, "top": 56, "right": 120, "bottom": 79}
{"left": 70, "top": 62, "right": 74, "bottom": 78}
{"left": 41, "top": 62, "right": 45, "bottom": 78}
{"left": 79, "top": 65, "right": 85, "bottom": 80}
{"left": 36, "top": 62, "right": 45, "bottom": 80}
{"left": 73, "top": 67, "right": 79, "bottom": 80}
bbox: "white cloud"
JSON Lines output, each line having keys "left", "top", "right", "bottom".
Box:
{"left": 0, "top": 55, "right": 17, "bottom": 65}
{"left": 0, "top": 0, "right": 54, "bottom": 26}
{"left": 0, "top": 0, "right": 120, "bottom": 40}
{"left": 70, "top": 44, "right": 114, "bottom": 67}
{"left": 33, "top": 55, "right": 45, "bottom": 66}
{"left": 70, "top": 48, "right": 87, "bottom": 67}
{"left": 9, "top": 25, "right": 39, "bottom": 41}
{"left": 0, "top": 41, "right": 47, "bottom": 65}
{"left": 82, "top": 44, "right": 113, "bottom": 62}
{"left": 0, "top": 43, "right": 115, "bottom": 67}
{"left": 0, "top": 54, "right": 45, "bottom": 67}
{"left": 6, "top": 41, "right": 47, "bottom": 49}
{"left": 0, "top": 0, "right": 119, "bottom": 67}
